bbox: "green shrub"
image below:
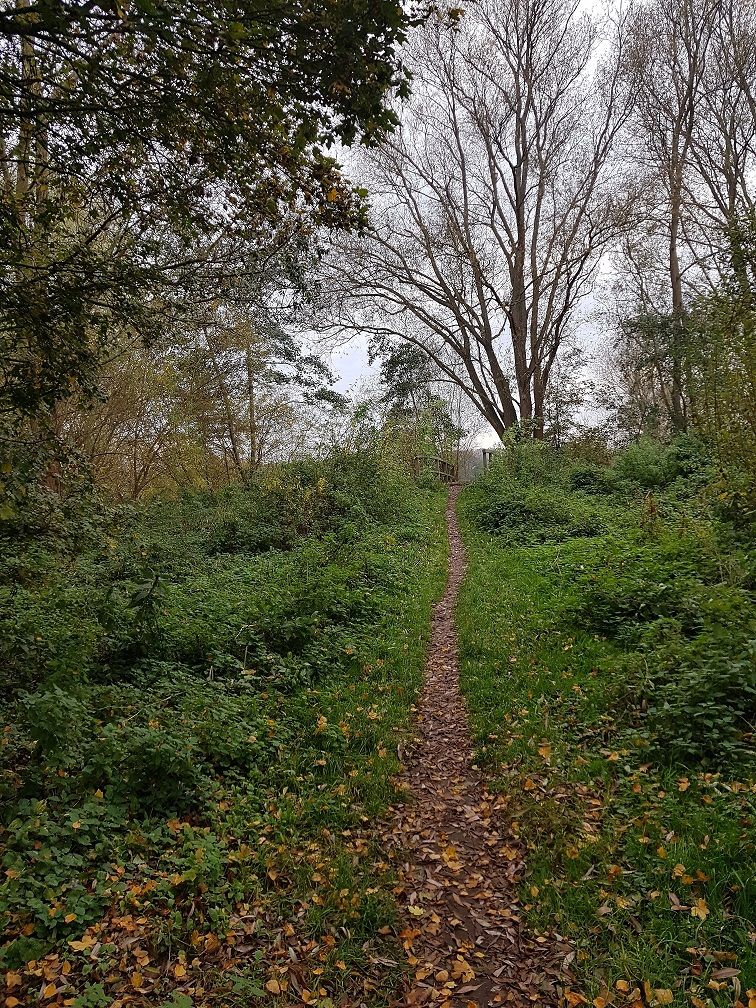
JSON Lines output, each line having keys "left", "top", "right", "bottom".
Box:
{"left": 612, "top": 434, "right": 710, "bottom": 489}
{"left": 633, "top": 617, "right": 756, "bottom": 766}
{"left": 468, "top": 484, "right": 603, "bottom": 544}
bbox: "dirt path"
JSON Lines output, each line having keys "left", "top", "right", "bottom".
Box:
{"left": 387, "top": 487, "right": 568, "bottom": 1007}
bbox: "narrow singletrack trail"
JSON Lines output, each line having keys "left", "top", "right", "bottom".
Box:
{"left": 387, "top": 487, "right": 568, "bottom": 1007}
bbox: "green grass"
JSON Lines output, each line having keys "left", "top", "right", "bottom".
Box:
{"left": 0, "top": 464, "right": 448, "bottom": 1007}
{"left": 456, "top": 444, "right": 755, "bottom": 1008}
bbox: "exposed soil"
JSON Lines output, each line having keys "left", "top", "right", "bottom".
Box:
{"left": 387, "top": 487, "right": 570, "bottom": 1007}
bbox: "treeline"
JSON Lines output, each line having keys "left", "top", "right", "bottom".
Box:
{"left": 2, "top": 0, "right": 754, "bottom": 525}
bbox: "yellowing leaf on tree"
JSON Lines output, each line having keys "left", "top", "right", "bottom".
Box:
{"left": 691, "top": 898, "right": 709, "bottom": 920}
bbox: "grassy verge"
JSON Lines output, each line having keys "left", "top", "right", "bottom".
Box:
{"left": 1, "top": 457, "right": 448, "bottom": 1007}
{"left": 456, "top": 439, "right": 755, "bottom": 1008}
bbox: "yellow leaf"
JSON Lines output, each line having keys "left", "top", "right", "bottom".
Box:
{"left": 64, "top": 913, "right": 77, "bottom": 923}
{"left": 565, "top": 992, "right": 588, "bottom": 1005}
{"left": 657, "top": 846, "right": 667, "bottom": 858}
{"left": 523, "top": 778, "right": 536, "bottom": 790}
{"left": 690, "top": 898, "right": 709, "bottom": 920}
{"left": 5, "top": 973, "right": 22, "bottom": 989}
{"left": 131, "top": 973, "right": 143, "bottom": 988}
{"left": 326, "top": 188, "right": 339, "bottom": 202}
{"left": 677, "top": 779, "right": 690, "bottom": 792}
{"left": 441, "top": 845, "right": 461, "bottom": 868}
{"left": 616, "top": 981, "right": 631, "bottom": 992}
{"left": 408, "top": 905, "right": 425, "bottom": 917}
{"left": 538, "top": 743, "right": 552, "bottom": 761}
{"left": 655, "top": 990, "right": 674, "bottom": 1005}
{"left": 265, "top": 978, "right": 281, "bottom": 994}
{"left": 71, "top": 821, "right": 81, "bottom": 830}
{"left": 451, "top": 956, "right": 475, "bottom": 982}
{"left": 43, "top": 984, "right": 57, "bottom": 999}
{"left": 174, "top": 963, "right": 186, "bottom": 978}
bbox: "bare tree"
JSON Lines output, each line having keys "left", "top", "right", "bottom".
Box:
{"left": 323, "top": 0, "right": 628, "bottom": 439}
{"left": 612, "top": 0, "right": 756, "bottom": 433}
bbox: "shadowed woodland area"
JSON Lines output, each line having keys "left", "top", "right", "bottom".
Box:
{"left": 0, "top": 0, "right": 754, "bottom": 1006}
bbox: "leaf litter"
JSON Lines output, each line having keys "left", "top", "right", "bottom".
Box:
{"left": 386, "top": 488, "right": 572, "bottom": 1007}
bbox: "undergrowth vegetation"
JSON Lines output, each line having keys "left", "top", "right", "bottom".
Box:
{"left": 0, "top": 452, "right": 447, "bottom": 1007}
{"left": 458, "top": 437, "right": 755, "bottom": 1005}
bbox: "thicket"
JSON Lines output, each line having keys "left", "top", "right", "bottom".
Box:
{"left": 0, "top": 451, "right": 447, "bottom": 1006}
{"left": 459, "top": 435, "right": 755, "bottom": 998}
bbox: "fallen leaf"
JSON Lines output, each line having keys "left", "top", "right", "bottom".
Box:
{"left": 691, "top": 898, "right": 709, "bottom": 920}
